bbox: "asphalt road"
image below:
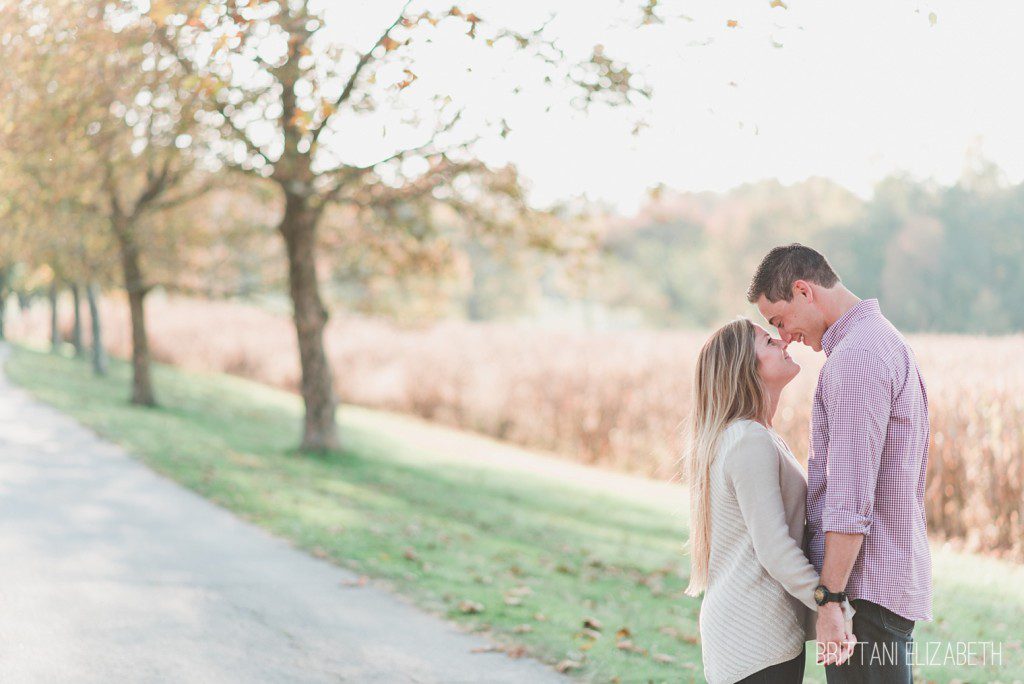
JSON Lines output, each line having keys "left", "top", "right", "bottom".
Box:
{"left": 0, "top": 344, "right": 565, "bottom": 684}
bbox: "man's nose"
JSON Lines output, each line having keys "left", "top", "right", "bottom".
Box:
{"left": 780, "top": 332, "right": 794, "bottom": 344}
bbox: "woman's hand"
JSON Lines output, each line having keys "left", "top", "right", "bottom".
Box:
{"left": 815, "top": 600, "right": 857, "bottom": 666}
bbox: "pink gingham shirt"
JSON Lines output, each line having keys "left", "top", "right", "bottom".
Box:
{"left": 806, "top": 298, "right": 933, "bottom": 621}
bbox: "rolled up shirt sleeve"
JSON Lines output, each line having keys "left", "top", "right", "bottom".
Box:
{"left": 821, "top": 348, "right": 891, "bottom": 536}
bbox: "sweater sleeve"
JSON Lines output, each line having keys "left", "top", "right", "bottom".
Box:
{"left": 723, "top": 425, "right": 820, "bottom": 612}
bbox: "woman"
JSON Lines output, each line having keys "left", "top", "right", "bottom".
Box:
{"left": 682, "top": 317, "right": 853, "bottom": 683}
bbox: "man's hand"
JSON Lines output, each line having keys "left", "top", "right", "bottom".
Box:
{"left": 815, "top": 603, "right": 856, "bottom": 666}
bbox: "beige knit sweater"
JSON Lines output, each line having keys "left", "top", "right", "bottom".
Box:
{"left": 698, "top": 418, "right": 820, "bottom": 684}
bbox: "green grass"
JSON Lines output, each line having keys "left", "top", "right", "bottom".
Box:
{"left": 5, "top": 343, "right": 1023, "bottom": 683}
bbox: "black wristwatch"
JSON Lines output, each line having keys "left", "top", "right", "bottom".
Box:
{"left": 813, "top": 584, "right": 847, "bottom": 606}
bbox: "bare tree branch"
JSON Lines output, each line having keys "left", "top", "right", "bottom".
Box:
{"left": 215, "top": 99, "right": 275, "bottom": 168}
{"left": 350, "top": 109, "right": 470, "bottom": 171}
{"left": 101, "top": 160, "right": 125, "bottom": 221}
{"left": 147, "top": 179, "right": 219, "bottom": 213}
{"left": 350, "top": 157, "right": 485, "bottom": 208}
{"left": 132, "top": 155, "right": 173, "bottom": 215}
{"left": 312, "top": 0, "right": 412, "bottom": 144}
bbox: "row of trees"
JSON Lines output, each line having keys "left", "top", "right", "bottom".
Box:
{"left": 335, "top": 168, "right": 1024, "bottom": 335}
{"left": 595, "top": 168, "right": 1024, "bottom": 334}
{"left": 0, "top": 0, "right": 652, "bottom": 452}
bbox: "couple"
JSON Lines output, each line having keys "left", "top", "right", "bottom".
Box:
{"left": 684, "top": 244, "right": 933, "bottom": 683}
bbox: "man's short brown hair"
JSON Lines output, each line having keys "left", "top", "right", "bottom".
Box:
{"left": 746, "top": 243, "right": 840, "bottom": 303}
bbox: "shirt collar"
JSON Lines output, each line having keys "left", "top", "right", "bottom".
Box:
{"left": 821, "top": 298, "right": 881, "bottom": 357}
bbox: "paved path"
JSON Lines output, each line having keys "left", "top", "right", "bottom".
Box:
{"left": 0, "top": 345, "right": 565, "bottom": 683}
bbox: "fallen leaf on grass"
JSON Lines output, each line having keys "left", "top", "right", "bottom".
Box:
{"left": 458, "top": 600, "right": 485, "bottom": 614}
{"left": 555, "top": 659, "right": 582, "bottom": 673}
{"left": 513, "top": 624, "right": 533, "bottom": 633}
{"left": 582, "top": 617, "right": 603, "bottom": 631}
{"left": 616, "top": 639, "right": 648, "bottom": 655}
{"left": 659, "top": 626, "right": 700, "bottom": 644}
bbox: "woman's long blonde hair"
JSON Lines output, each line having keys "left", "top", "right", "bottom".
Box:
{"left": 683, "top": 317, "right": 770, "bottom": 596}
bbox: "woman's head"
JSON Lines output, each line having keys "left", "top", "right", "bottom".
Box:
{"left": 682, "top": 317, "right": 798, "bottom": 596}
{"left": 692, "top": 318, "right": 767, "bottom": 428}
{"left": 753, "top": 323, "right": 800, "bottom": 390}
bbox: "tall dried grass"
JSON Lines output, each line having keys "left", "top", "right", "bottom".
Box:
{"left": 9, "top": 293, "right": 1022, "bottom": 559}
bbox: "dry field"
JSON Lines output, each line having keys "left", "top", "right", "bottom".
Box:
{"left": 10, "top": 293, "right": 1022, "bottom": 559}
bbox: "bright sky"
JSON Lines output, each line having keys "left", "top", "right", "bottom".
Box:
{"left": 318, "top": 0, "right": 1024, "bottom": 214}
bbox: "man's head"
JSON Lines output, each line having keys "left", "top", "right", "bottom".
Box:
{"left": 746, "top": 243, "right": 841, "bottom": 352}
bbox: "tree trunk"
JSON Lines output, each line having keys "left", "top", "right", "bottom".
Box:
{"left": 70, "top": 282, "right": 84, "bottom": 357}
{"left": 279, "top": 191, "right": 338, "bottom": 452}
{"left": 49, "top": 281, "right": 60, "bottom": 352}
{"left": 86, "top": 282, "right": 108, "bottom": 376}
{"left": 116, "top": 224, "right": 155, "bottom": 406}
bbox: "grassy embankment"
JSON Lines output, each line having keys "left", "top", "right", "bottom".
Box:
{"left": 6, "top": 344, "right": 1022, "bottom": 683}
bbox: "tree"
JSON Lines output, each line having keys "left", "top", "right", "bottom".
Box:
{"left": 1, "top": 0, "right": 215, "bottom": 401}
{"left": 0, "top": 175, "right": 27, "bottom": 341}
{"left": 155, "top": 0, "right": 649, "bottom": 451}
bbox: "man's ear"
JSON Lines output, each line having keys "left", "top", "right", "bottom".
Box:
{"left": 792, "top": 279, "right": 814, "bottom": 302}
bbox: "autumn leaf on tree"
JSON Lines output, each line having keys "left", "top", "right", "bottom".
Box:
{"left": 149, "top": 0, "right": 173, "bottom": 26}
{"left": 319, "top": 99, "right": 337, "bottom": 120}
{"left": 465, "top": 12, "right": 482, "bottom": 38}
{"left": 396, "top": 69, "right": 418, "bottom": 90}
{"left": 212, "top": 34, "right": 230, "bottom": 55}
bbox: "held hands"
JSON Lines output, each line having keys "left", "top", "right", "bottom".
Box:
{"left": 815, "top": 600, "right": 857, "bottom": 666}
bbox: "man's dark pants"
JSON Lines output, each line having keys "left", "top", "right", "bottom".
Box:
{"left": 825, "top": 599, "right": 915, "bottom": 684}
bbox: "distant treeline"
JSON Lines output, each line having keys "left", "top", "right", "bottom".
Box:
{"left": 597, "top": 166, "right": 1024, "bottom": 334}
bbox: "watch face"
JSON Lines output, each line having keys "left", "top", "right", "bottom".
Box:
{"left": 814, "top": 587, "right": 826, "bottom": 604}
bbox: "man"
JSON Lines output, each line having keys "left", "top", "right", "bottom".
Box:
{"left": 747, "top": 243, "right": 932, "bottom": 683}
